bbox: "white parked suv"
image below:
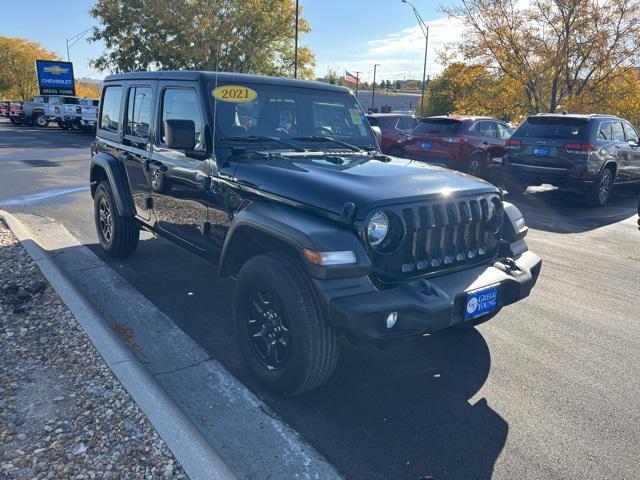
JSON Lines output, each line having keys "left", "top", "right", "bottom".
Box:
{"left": 79, "top": 98, "right": 99, "bottom": 131}
{"left": 44, "top": 96, "right": 82, "bottom": 130}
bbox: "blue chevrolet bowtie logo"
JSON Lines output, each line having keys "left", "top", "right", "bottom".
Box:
{"left": 43, "top": 65, "right": 69, "bottom": 75}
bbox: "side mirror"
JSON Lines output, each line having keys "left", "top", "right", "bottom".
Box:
{"left": 165, "top": 119, "right": 196, "bottom": 150}
{"left": 628, "top": 139, "right": 639, "bottom": 147}
{"left": 371, "top": 125, "right": 383, "bottom": 145}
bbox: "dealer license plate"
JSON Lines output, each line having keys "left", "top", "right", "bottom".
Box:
{"left": 464, "top": 284, "right": 500, "bottom": 320}
{"left": 533, "top": 146, "right": 550, "bottom": 157}
{"left": 420, "top": 142, "right": 432, "bottom": 150}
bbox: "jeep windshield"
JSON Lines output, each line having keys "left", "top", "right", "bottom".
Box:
{"left": 211, "top": 83, "right": 376, "bottom": 150}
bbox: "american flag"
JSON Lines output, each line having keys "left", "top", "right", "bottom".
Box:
{"left": 345, "top": 71, "right": 359, "bottom": 84}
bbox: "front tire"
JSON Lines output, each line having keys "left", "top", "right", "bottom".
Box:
{"left": 93, "top": 181, "right": 140, "bottom": 258}
{"left": 584, "top": 167, "right": 613, "bottom": 206}
{"left": 234, "top": 252, "right": 339, "bottom": 396}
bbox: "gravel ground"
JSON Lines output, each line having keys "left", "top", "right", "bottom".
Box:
{"left": 0, "top": 221, "right": 188, "bottom": 479}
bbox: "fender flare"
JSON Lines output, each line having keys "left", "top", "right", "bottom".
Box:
{"left": 90, "top": 152, "right": 135, "bottom": 217}
{"left": 599, "top": 159, "right": 618, "bottom": 179}
{"left": 219, "top": 201, "right": 371, "bottom": 279}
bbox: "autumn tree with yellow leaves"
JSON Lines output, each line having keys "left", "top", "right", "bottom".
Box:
{"left": 89, "top": 0, "right": 316, "bottom": 79}
{"left": 0, "top": 37, "right": 59, "bottom": 100}
{"left": 429, "top": 0, "right": 640, "bottom": 120}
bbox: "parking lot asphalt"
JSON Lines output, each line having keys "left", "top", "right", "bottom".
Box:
{"left": 1, "top": 119, "right": 640, "bottom": 480}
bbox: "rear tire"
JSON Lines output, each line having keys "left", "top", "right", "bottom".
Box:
{"left": 34, "top": 113, "right": 48, "bottom": 128}
{"left": 466, "top": 152, "right": 485, "bottom": 178}
{"left": 234, "top": 252, "right": 339, "bottom": 396}
{"left": 584, "top": 167, "right": 613, "bottom": 207}
{"left": 93, "top": 181, "right": 140, "bottom": 258}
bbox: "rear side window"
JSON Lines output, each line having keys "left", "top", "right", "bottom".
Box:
{"left": 125, "top": 87, "right": 153, "bottom": 138}
{"left": 496, "top": 123, "right": 513, "bottom": 139}
{"left": 598, "top": 122, "right": 612, "bottom": 140}
{"left": 62, "top": 97, "right": 79, "bottom": 105}
{"left": 160, "top": 88, "right": 204, "bottom": 150}
{"left": 100, "top": 86, "right": 123, "bottom": 132}
{"left": 476, "top": 121, "right": 497, "bottom": 138}
{"left": 414, "top": 119, "right": 462, "bottom": 134}
{"left": 514, "top": 117, "right": 590, "bottom": 140}
{"left": 611, "top": 121, "right": 625, "bottom": 142}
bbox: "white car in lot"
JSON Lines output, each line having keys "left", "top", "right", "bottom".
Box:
{"left": 79, "top": 98, "right": 99, "bottom": 131}
{"left": 44, "top": 96, "right": 82, "bottom": 130}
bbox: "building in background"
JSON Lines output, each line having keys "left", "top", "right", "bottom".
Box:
{"left": 356, "top": 90, "right": 422, "bottom": 114}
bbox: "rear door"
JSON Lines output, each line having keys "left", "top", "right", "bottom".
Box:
{"left": 610, "top": 120, "right": 634, "bottom": 182}
{"left": 122, "top": 83, "right": 155, "bottom": 220}
{"left": 474, "top": 120, "right": 504, "bottom": 160}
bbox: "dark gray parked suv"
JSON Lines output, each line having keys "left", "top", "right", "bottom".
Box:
{"left": 505, "top": 114, "right": 640, "bottom": 206}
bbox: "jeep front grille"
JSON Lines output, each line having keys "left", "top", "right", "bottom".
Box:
{"left": 364, "top": 194, "right": 503, "bottom": 281}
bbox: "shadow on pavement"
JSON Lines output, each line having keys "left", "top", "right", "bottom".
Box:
{"left": 86, "top": 235, "right": 506, "bottom": 480}
{"left": 504, "top": 185, "right": 638, "bottom": 234}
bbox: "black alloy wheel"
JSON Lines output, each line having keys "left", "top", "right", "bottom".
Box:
{"left": 98, "top": 196, "right": 113, "bottom": 245}
{"left": 245, "top": 287, "right": 291, "bottom": 370}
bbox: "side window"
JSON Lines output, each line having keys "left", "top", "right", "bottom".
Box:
{"left": 49, "top": 97, "right": 60, "bottom": 105}
{"left": 396, "top": 117, "right": 415, "bottom": 131}
{"left": 160, "top": 88, "right": 204, "bottom": 151}
{"left": 598, "top": 122, "right": 612, "bottom": 141}
{"left": 623, "top": 122, "right": 639, "bottom": 143}
{"left": 100, "top": 86, "right": 123, "bottom": 132}
{"left": 125, "top": 87, "right": 153, "bottom": 138}
{"left": 33, "top": 96, "right": 43, "bottom": 103}
{"left": 477, "top": 121, "right": 497, "bottom": 138}
{"left": 496, "top": 123, "right": 513, "bottom": 140}
{"left": 611, "top": 121, "right": 626, "bottom": 142}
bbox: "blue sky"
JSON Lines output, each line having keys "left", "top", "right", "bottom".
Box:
{"left": 2, "top": 0, "right": 461, "bottom": 82}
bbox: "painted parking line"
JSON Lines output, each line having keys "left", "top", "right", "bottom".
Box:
{"left": 0, "top": 185, "right": 89, "bottom": 207}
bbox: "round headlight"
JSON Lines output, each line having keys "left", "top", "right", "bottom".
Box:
{"left": 367, "top": 211, "right": 389, "bottom": 247}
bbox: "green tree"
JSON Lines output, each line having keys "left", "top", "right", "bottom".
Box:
{"left": 89, "top": 0, "right": 315, "bottom": 79}
{"left": 444, "top": 0, "right": 640, "bottom": 113}
{"left": 0, "top": 37, "right": 59, "bottom": 99}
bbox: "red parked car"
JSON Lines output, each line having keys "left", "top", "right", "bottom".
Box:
{"left": 396, "top": 115, "right": 514, "bottom": 177}
{"left": 366, "top": 113, "right": 418, "bottom": 155}
{"left": 9, "top": 101, "right": 24, "bottom": 125}
{"left": 0, "top": 100, "right": 10, "bottom": 117}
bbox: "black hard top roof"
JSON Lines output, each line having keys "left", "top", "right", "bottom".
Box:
{"left": 104, "top": 71, "right": 350, "bottom": 93}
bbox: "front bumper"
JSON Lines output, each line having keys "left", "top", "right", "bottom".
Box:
{"left": 316, "top": 251, "right": 541, "bottom": 344}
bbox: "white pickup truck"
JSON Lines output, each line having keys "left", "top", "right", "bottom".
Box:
{"left": 79, "top": 98, "right": 99, "bottom": 131}
{"left": 44, "top": 96, "right": 82, "bottom": 130}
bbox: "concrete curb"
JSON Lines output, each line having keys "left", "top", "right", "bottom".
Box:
{"left": 1, "top": 210, "right": 238, "bottom": 480}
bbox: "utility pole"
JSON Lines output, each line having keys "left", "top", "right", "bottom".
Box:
{"left": 65, "top": 27, "right": 92, "bottom": 63}
{"left": 371, "top": 64, "right": 380, "bottom": 112}
{"left": 401, "top": 0, "right": 429, "bottom": 114}
{"left": 294, "top": 0, "right": 299, "bottom": 78}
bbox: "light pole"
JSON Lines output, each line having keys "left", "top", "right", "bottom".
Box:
{"left": 401, "top": 0, "right": 429, "bottom": 114}
{"left": 294, "top": 0, "right": 299, "bottom": 78}
{"left": 66, "top": 27, "right": 92, "bottom": 62}
{"left": 371, "top": 64, "right": 380, "bottom": 112}
{"left": 354, "top": 71, "right": 361, "bottom": 96}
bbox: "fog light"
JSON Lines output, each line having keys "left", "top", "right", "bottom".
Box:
{"left": 386, "top": 312, "right": 398, "bottom": 329}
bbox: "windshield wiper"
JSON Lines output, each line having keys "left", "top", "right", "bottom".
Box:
{"left": 290, "top": 135, "right": 363, "bottom": 152}
{"left": 222, "top": 135, "right": 307, "bottom": 152}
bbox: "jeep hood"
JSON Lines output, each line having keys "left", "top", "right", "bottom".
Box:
{"left": 232, "top": 154, "right": 499, "bottom": 220}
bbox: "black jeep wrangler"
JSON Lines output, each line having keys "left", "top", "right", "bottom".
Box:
{"left": 90, "top": 71, "right": 541, "bottom": 395}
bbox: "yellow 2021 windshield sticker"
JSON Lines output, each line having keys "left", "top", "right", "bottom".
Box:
{"left": 212, "top": 85, "right": 257, "bottom": 103}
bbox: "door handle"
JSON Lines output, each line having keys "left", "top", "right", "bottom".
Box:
{"left": 482, "top": 141, "right": 489, "bottom": 145}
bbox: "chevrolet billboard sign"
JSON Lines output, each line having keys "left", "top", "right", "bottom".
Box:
{"left": 36, "top": 60, "right": 76, "bottom": 95}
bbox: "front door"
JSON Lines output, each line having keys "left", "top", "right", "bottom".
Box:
{"left": 151, "top": 84, "right": 211, "bottom": 251}
{"left": 122, "top": 84, "right": 155, "bottom": 220}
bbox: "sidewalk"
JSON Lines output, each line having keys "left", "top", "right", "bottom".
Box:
{"left": 0, "top": 220, "right": 187, "bottom": 479}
